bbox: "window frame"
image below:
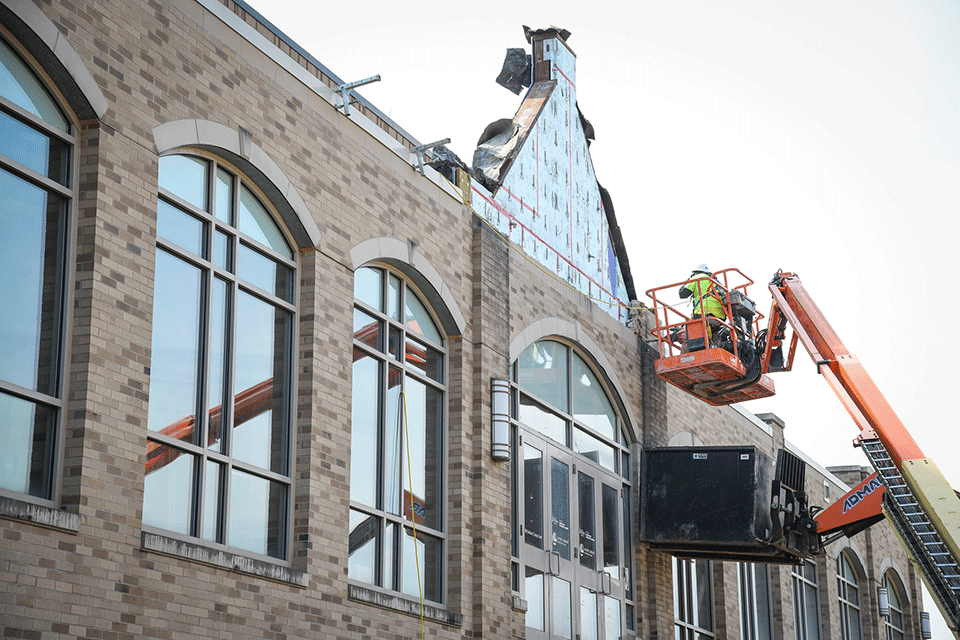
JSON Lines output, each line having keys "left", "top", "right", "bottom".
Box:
{"left": 674, "top": 556, "right": 715, "bottom": 639}
{"left": 143, "top": 150, "right": 298, "bottom": 563}
{"left": 792, "top": 558, "right": 821, "bottom": 640}
{"left": 348, "top": 262, "right": 449, "bottom": 605}
{"left": 882, "top": 570, "right": 907, "bottom": 640}
{"left": 0, "top": 32, "right": 77, "bottom": 508}
{"left": 509, "top": 337, "right": 635, "bottom": 637}
{"left": 738, "top": 562, "right": 773, "bottom": 640}
{"left": 836, "top": 551, "right": 863, "bottom": 640}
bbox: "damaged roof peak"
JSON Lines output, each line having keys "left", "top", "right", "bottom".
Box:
{"left": 523, "top": 25, "right": 572, "bottom": 44}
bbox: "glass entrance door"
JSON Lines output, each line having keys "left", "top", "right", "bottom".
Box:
{"left": 521, "top": 431, "right": 626, "bottom": 639}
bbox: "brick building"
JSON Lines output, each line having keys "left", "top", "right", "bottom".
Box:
{"left": 0, "top": 0, "right": 929, "bottom": 638}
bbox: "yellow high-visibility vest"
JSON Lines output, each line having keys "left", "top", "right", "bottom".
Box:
{"left": 684, "top": 275, "right": 726, "bottom": 319}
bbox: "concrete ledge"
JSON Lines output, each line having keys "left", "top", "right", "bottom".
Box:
{"left": 0, "top": 495, "right": 81, "bottom": 532}
{"left": 348, "top": 584, "right": 463, "bottom": 626}
{"left": 142, "top": 532, "right": 308, "bottom": 587}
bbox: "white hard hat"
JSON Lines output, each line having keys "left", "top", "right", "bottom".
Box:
{"left": 693, "top": 263, "right": 711, "bottom": 274}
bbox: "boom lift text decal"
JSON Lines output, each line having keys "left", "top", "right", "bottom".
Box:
{"left": 841, "top": 476, "right": 883, "bottom": 514}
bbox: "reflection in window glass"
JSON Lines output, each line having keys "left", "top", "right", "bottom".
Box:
{"left": 675, "top": 557, "right": 715, "bottom": 638}
{"left": 604, "top": 595, "right": 621, "bottom": 640}
{"left": 350, "top": 263, "right": 446, "bottom": 603}
{"left": 792, "top": 560, "right": 820, "bottom": 640}
{"left": 404, "top": 288, "right": 441, "bottom": 343}
{"left": 0, "top": 391, "right": 55, "bottom": 497}
{"left": 525, "top": 567, "right": 545, "bottom": 631}
{"left": 228, "top": 468, "right": 285, "bottom": 557}
{"left": 580, "top": 587, "right": 598, "bottom": 640}
{"left": 578, "top": 472, "right": 596, "bottom": 569}
{"left": 146, "top": 154, "right": 295, "bottom": 559}
{"left": 573, "top": 427, "right": 616, "bottom": 472}
{"left": 143, "top": 445, "right": 194, "bottom": 535}
{"left": 0, "top": 36, "right": 71, "bottom": 504}
{"left": 518, "top": 395, "right": 567, "bottom": 445}
{"left": 348, "top": 509, "right": 378, "bottom": 584}
{"left": 524, "top": 444, "right": 544, "bottom": 549}
{"left": 837, "top": 553, "right": 862, "bottom": 640}
{"left": 551, "top": 458, "right": 570, "bottom": 559}
{"left": 238, "top": 184, "right": 292, "bottom": 258}
{"left": 0, "top": 170, "right": 65, "bottom": 396}
{"left": 147, "top": 250, "right": 202, "bottom": 439}
{"left": 571, "top": 353, "right": 616, "bottom": 440}
{"left": 158, "top": 154, "right": 207, "bottom": 211}
{"left": 552, "top": 576, "right": 572, "bottom": 640}
{"left": 883, "top": 572, "right": 905, "bottom": 640}
{"left": 0, "top": 39, "right": 68, "bottom": 132}
{"left": 516, "top": 340, "right": 568, "bottom": 410}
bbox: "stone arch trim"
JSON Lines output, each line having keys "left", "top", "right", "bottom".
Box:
{"left": 0, "top": 0, "right": 108, "bottom": 120}
{"left": 879, "top": 559, "right": 910, "bottom": 603}
{"left": 152, "top": 119, "right": 321, "bottom": 250}
{"left": 835, "top": 543, "right": 868, "bottom": 581}
{"left": 509, "top": 317, "right": 640, "bottom": 443}
{"left": 350, "top": 237, "right": 465, "bottom": 338}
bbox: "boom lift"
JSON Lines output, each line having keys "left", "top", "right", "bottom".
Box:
{"left": 646, "top": 269, "right": 960, "bottom": 634}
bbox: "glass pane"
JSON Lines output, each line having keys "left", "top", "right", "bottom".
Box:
{"left": 623, "top": 490, "right": 633, "bottom": 598}
{"left": 215, "top": 167, "right": 234, "bottom": 224}
{"left": 403, "top": 377, "right": 443, "bottom": 529}
{"left": 384, "top": 367, "right": 402, "bottom": 515}
{"left": 405, "top": 336, "right": 442, "bottom": 382}
{"left": 404, "top": 288, "right": 441, "bottom": 344}
{"left": 157, "top": 199, "right": 204, "bottom": 256}
{"left": 159, "top": 155, "right": 208, "bottom": 211}
{"left": 147, "top": 250, "right": 201, "bottom": 441}
{"left": 202, "top": 460, "right": 221, "bottom": 541}
{"left": 602, "top": 484, "right": 619, "bottom": 576}
{"left": 389, "top": 326, "right": 402, "bottom": 361}
{"left": 206, "top": 278, "right": 229, "bottom": 453}
{"left": 571, "top": 353, "right": 616, "bottom": 440}
{"left": 804, "top": 582, "right": 820, "bottom": 640}
{"left": 524, "top": 443, "right": 544, "bottom": 548}
{"left": 0, "top": 110, "right": 69, "bottom": 184}
{"left": 355, "top": 267, "right": 383, "bottom": 311}
{"left": 213, "top": 229, "right": 231, "bottom": 270}
{"left": 518, "top": 395, "right": 566, "bottom": 445}
{"left": 228, "top": 468, "right": 285, "bottom": 558}
{"left": 238, "top": 184, "right": 292, "bottom": 258}
{"left": 143, "top": 442, "right": 194, "bottom": 535}
{"left": 388, "top": 274, "right": 401, "bottom": 320}
{"left": 580, "top": 587, "right": 598, "bottom": 640}
{"left": 353, "top": 308, "right": 380, "bottom": 350}
{"left": 384, "top": 521, "right": 398, "bottom": 591}
{"left": 551, "top": 458, "right": 570, "bottom": 559}
{"left": 552, "top": 576, "right": 572, "bottom": 639}
{"left": 574, "top": 427, "right": 617, "bottom": 472}
{"left": 238, "top": 243, "right": 292, "bottom": 301}
{"left": 756, "top": 565, "right": 772, "bottom": 640}
{"left": 0, "top": 391, "right": 55, "bottom": 498}
{"left": 348, "top": 509, "right": 378, "bottom": 584}
{"left": 578, "top": 472, "right": 596, "bottom": 569}
{"left": 0, "top": 169, "right": 65, "bottom": 395}
{"left": 525, "top": 567, "right": 545, "bottom": 631}
{"left": 402, "top": 528, "right": 441, "bottom": 603}
{"left": 350, "top": 348, "right": 379, "bottom": 506}
{"left": 515, "top": 340, "right": 568, "bottom": 411}
{"left": 0, "top": 39, "right": 68, "bottom": 132}
{"left": 604, "top": 595, "right": 621, "bottom": 640}
{"left": 696, "top": 560, "right": 713, "bottom": 631}
{"left": 232, "top": 291, "right": 290, "bottom": 473}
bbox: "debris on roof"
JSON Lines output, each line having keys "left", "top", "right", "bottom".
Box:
{"left": 495, "top": 48, "right": 532, "bottom": 95}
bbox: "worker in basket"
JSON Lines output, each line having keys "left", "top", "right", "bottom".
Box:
{"left": 678, "top": 264, "right": 726, "bottom": 351}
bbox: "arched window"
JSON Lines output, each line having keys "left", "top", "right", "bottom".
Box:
{"left": 349, "top": 264, "right": 446, "bottom": 603}
{"left": 883, "top": 570, "right": 907, "bottom": 640}
{"left": 512, "top": 338, "right": 634, "bottom": 638}
{"left": 0, "top": 36, "right": 72, "bottom": 502}
{"left": 837, "top": 551, "right": 863, "bottom": 640}
{"left": 792, "top": 559, "right": 821, "bottom": 640}
{"left": 144, "top": 153, "right": 296, "bottom": 560}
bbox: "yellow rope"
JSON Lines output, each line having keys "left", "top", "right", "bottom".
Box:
{"left": 400, "top": 390, "right": 426, "bottom": 639}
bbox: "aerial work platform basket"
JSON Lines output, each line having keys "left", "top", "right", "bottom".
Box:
{"left": 646, "top": 268, "right": 775, "bottom": 406}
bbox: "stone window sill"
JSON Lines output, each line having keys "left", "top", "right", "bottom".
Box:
{"left": 348, "top": 584, "right": 463, "bottom": 626}
{"left": 0, "top": 495, "right": 81, "bottom": 533}
{"left": 142, "top": 532, "right": 308, "bottom": 587}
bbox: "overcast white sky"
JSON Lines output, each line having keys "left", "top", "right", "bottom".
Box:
{"left": 245, "top": 0, "right": 960, "bottom": 631}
